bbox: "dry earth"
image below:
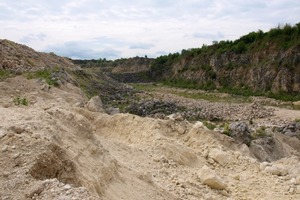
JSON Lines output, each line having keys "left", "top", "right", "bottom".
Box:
{"left": 1, "top": 76, "right": 300, "bottom": 200}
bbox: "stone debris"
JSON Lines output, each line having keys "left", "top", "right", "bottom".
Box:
{"left": 132, "top": 90, "right": 275, "bottom": 122}
{"left": 198, "top": 165, "right": 226, "bottom": 190}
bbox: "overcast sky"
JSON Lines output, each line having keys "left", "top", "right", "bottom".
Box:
{"left": 1, "top": 0, "right": 299, "bottom": 60}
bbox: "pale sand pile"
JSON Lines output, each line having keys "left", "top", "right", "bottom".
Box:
{"left": 1, "top": 76, "right": 300, "bottom": 200}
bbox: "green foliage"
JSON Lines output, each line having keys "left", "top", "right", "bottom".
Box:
{"left": 253, "top": 126, "right": 268, "bottom": 138}
{"left": 173, "top": 23, "right": 299, "bottom": 67}
{"left": 204, "top": 121, "right": 216, "bottom": 130}
{"left": 266, "top": 91, "right": 300, "bottom": 101}
{"left": 164, "top": 78, "right": 198, "bottom": 89}
{"left": 13, "top": 97, "right": 28, "bottom": 106}
{"left": 150, "top": 55, "right": 171, "bottom": 78}
{"left": 26, "top": 69, "right": 59, "bottom": 86}
{"left": 233, "top": 41, "right": 247, "bottom": 53}
{"left": 0, "top": 70, "right": 12, "bottom": 81}
{"left": 223, "top": 123, "right": 231, "bottom": 136}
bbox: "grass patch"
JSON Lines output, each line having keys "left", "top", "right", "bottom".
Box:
{"left": 130, "top": 83, "right": 159, "bottom": 92}
{"left": 294, "top": 118, "right": 300, "bottom": 123}
{"left": 0, "top": 70, "right": 13, "bottom": 81}
{"left": 203, "top": 121, "right": 216, "bottom": 130}
{"left": 13, "top": 97, "right": 28, "bottom": 106}
{"left": 131, "top": 83, "right": 251, "bottom": 103}
{"left": 223, "top": 123, "right": 231, "bottom": 136}
{"left": 26, "top": 69, "right": 59, "bottom": 86}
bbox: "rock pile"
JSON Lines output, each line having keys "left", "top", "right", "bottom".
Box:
{"left": 126, "top": 100, "right": 184, "bottom": 118}
{"left": 279, "top": 122, "right": 300, "bottom": 138}
{"left": 133, "top": 91, "right": 275, "bottom": 121}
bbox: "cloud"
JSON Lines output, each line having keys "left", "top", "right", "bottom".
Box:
{"left": 45, "top": 40, "right": 121, "bottom": 59}
{"left": 129, "top": 43, "right": 155, "bottom": 50}
{"left": 192, "top": 32, "right": 224, "bottom": 40}
{"left": 0, "top": 0, "right": 300, "bottom": 59}
{"left": 20, "top": 33, "right": 47, "bottom": 43}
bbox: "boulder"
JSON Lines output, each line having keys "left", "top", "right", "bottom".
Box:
{"left": 198, "top": 165, "right": 226, "bottom": 190}
{"left": 264, "top": 165, "right": 288, "bottom": 176}
{"left": 85, "top": 96, "right": 104, "bottom": 112}
{"left": 229, "top": 122, "right": 252, "bottom": 145}
{"left": 249, "top": 136, "right": 286, "bottom": 162}
{"left": 106, "top": 107, "right": 120, "bottom": 115}
{"left": 208, "top": 148, "right": 233, "bottom": 165}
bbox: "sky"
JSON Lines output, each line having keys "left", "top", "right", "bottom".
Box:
{"left": 0, "top": 0, "right": 300, "bottom": 60}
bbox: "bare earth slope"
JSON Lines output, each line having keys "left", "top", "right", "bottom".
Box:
{"left": 1, "top": 76, "right": 300, "bottom": 200}
{"left": 0, "top": 39, "right": 75, "bottom": 72}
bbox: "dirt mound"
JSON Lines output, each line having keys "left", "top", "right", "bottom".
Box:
{"left": 0, "top": 39, "right": 76, "bottom": 72}
{"left": 1, "top": 75, "right": 300, "bottom": 200}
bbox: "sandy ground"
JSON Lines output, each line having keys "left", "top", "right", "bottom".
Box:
{"left": 1, "top": 76, "right": 300, "bottom": 200}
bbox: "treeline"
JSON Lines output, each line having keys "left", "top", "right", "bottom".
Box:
{"left": 72, "top": 58, "right": 111, "bottom": 68}
{"left": 73, "top": 56, "right": 152, "bottom": 68}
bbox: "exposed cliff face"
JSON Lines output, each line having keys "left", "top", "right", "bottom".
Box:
{"left": 147, "top": 24, "right": 300, "bottom": 97}
{"left": 168, "top": 45, "right": 300, "bottom": 93}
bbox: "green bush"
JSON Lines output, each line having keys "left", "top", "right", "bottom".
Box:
{"left": 13, "top": 97, "right": 28, "bottom": 106}
{"left": 204, "top": 121, "right": 216, "bottom": 130}
{"left": 223, "top": 123, "right": 231, "bottom": 136}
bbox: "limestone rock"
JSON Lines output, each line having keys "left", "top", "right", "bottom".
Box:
{"left": 198, "top": 165, "right": 226, "bottom": 190}
{"left": 0, "top": 129, "right": 7, "bottom": 139}
{"left": 264, "top": 165, "right": 288, "bottom": 176}
{"left": 208, "top": 148, "right": 233, "bottom": 166}
{"left": 85, "top": 96, "right": 104, "bottom": 112}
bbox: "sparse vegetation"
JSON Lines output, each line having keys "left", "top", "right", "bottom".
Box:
{"left": 253, "top": 126, "right": 269, "bottom": 138}
{"left": 131, "top": 83, "right": 251, "bottom": 103}
{"left": 222, "top": 123, "right": 231, "bottom": 136}
{"left": 204, "top": 121, "right": 216, "bottom": 130}
{"left": 0, "top": 70, "right": 12, "bottom": 81}
{"left": 13, "top": 97, "right": 28, "bottom": 106}
{"left": 26, "top": 69, "right": 59, "bottom": 86}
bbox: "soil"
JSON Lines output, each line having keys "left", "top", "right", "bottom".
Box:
{"left": 1, "top": 76, "right": 300, "bottom": 200}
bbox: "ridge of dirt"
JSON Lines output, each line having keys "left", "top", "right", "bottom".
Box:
{"left": 0, "top": 39, "right": 76, "bottom": 73}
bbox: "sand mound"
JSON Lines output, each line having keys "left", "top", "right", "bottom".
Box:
{"left": 1, "top": 76, "right": 300, "bottom": 200}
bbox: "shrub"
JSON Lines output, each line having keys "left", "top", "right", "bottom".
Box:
{"left": 13, "top": 97, "right": 28, "bottom": 106}
{"left": 254, "top": 126, "right": 268, "bottom": 138}
{"left": 223, "top": 123, "right": 231, "bottom": 136}
{"left": 204, "top": 121, "right": 216, "bottom": 130}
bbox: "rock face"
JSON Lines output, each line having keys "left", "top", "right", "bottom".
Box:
{"left": 169, "top": 53, "right": 300, "bottom": 93}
